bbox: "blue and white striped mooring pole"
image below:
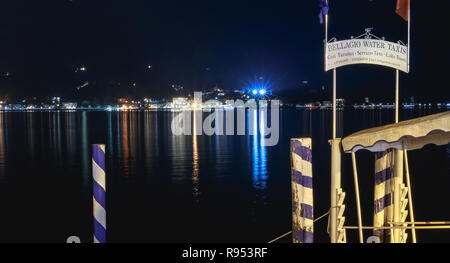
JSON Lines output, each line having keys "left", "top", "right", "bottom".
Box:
{"left": 290, "top": 138, "right": 314, "bottom": 243}
{"left": 92, "top": 144, "right": 106, "bottom": 243}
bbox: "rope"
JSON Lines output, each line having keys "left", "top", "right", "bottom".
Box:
{"left": 315, "top": 209, "right": 331, "bottom": 223}
{"left": 268, "top": 231, "right": 292, "bottom": 244}
{"left": 267, "top": 209, "right": 332, "bottom": 243}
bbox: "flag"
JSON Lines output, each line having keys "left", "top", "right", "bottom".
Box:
{"left": 396, "top": 0, "right": 410, "bottom": 21}
{"left": 318, "top": 0, "right": 329, "bottom": 24}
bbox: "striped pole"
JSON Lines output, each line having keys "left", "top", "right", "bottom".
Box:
{"left": 92, "top": 144, "right": 106, "bottom": 243}
{"left": 373, "top": 150, "right": 394, "bottom": 242}
{"left": 290, "top": 138, "right": 313, "bottom": 243}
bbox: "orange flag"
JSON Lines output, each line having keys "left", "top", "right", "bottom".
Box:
{"left": 396, "top": 0, "right": 410, "bottom": 21}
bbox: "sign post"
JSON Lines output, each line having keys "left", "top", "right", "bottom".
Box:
{"left": 323, "top": 0, "right": 411, "bottom": 244}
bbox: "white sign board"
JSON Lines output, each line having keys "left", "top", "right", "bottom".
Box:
{"left": 326, "top": 39, "right": 408, "bottom": 73}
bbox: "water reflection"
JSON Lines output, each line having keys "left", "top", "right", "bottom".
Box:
{"left": 121, "top": 111, "right": 130, "bottom": 180}
{"left": 0, "top": 112, "right": 6, "bottom": 181}
{"left": 26, "top": 112, "right": 36, "bottom": 159}
{"left": 51, "top": 112, "right": 62, "bottom": 159}
{"left": 300, "top": 110, "right": 313, "bottom": 137}
{"left": 143, "top": 111, "right": 156, "bottom": 172}
{"left": 65, "top": 111, "right": 76, "bottom": 155}
{"left": 0, "top": 109, "right": 447, "bottom": 242}
{"left": 170, "top": 111, "right": 188, "bottom": 184}
{"left": 337, "top": 110, "right": 344, "bottom": 137}
{"left": 81, "top": 111, "right": 89, "bottom": 185}
{"left": 250, "top": 109, "right": 268, "bottom": 192}
{"left": 192, "top": 110, "right": 200, "bottom": 201}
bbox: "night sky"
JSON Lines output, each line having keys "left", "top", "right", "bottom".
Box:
{"left": 0, "top": 0, "right": 449, "bottom": 102}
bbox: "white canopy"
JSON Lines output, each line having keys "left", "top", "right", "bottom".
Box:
{"left": 342, "top": 111, "right": 450, "bottom": 153}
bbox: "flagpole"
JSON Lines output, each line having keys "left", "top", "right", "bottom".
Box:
{"left": 323, "top": 1, "right": 335, "bottom": 243}
{"left": 325, "top": 5, "right": 328, "bottom": 69}
{"left": 407, "top": 1, "right": 417, "bottom": 244}
{"left": 393, "top": 0, "right": 410, "bottom": 243}
{"left": 324, "top": 0, "right": 340, "bottom": 244}
{"left": 325, "top": 10, "right": 337, "bottom": 243}
{"left": 408, "top": 1, "right": 410, "bottom": 73}
{"left": 394, "top": 39, "right": 401, "bottom": 244}
{"left": 324, "top": 1, "right": 336, "bottom": 139}
{"left": 395, "top": 69, "right": 399, "bottom": 123}
{"left": 333, "top": 73, "right": 336, "bottom": 138}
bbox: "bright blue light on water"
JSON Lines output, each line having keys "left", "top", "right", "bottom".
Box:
{"left": 245, "top": 77, "right": 271, "bottom": 97}
{"left": 250, "top": 109, "right": 268, "bottom": 191}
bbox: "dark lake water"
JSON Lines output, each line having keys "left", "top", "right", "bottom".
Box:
{"left": 0, "top": 108, "right": 448, "bottom": 243}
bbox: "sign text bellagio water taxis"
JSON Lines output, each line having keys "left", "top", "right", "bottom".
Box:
{"left": 326, "top": 39, "right": 408, "bottom": 73}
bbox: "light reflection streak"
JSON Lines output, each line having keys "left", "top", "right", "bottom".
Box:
{"left": 192, "top": 110, "right": 200, "bottom": 201}
{"left": 121, "top": 111, "right": 130, "bottom": 180}
{"left": 170, "top": 111, "right": 187, "bottom": 184}
{"left": 250, "top": 109, "right": 268, "bottom": 192}
{"left": 142, "top": 111, "right": 159, "bottom": 176}
{"left": 153, "top": 112, "right": 159, "bottom": 153}
{"left": 0, "top": 112, "right": 5, "bottom": 181}
{"left": 144, "top": 111, "right": 153, "bottom": 170}
{"left": 81, "top": 111, "right": 89, "bottom": 185}
{"left": 107, "top": 111, "right": 114, "bottom": 160}
{"left": 55, "top": 112, "right": 62, "bottom": 159}
{"left": 66, "top": 111, "right": 76, "bottom": 156}
{"left": 26, "top": 111, "right": 35, "bottom": 159}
